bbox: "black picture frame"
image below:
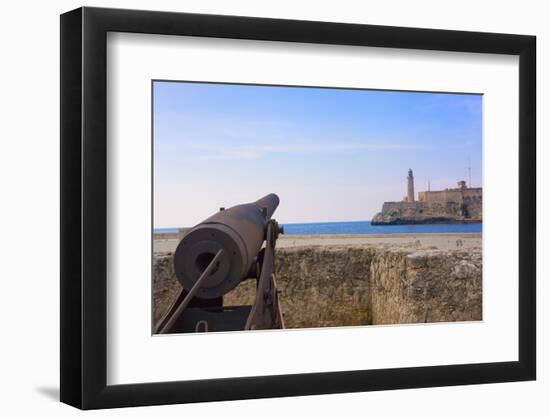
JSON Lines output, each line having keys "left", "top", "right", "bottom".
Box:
{"left": 60, "top": 6, "right": 536, "bottom": 410}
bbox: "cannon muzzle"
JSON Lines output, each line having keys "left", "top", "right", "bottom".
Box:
{"left": 173, "top": 194, "right": 280, "bottom": 299}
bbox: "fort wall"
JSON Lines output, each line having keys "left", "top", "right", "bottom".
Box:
{"left": 381, "top": 201, "right": 424, "bottom": 212}
{"left": 372, "top": 171, "right": 482, "bottom": 225}
{"left": 153, "top": 245, "right": 482, "bottom": 328}
{"left": 418, "top": 187, "right": 482, "bottom": 205}
{"left": 373, "top": 199, "right": 482, "bottom": 225}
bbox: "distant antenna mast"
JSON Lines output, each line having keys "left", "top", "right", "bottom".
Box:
{"left": 467, "top": 155, "right": 472, "bottom": 188}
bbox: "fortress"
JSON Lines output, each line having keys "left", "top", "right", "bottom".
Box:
{"left": 371, "top": 169, "right": 482, "bottom": 225}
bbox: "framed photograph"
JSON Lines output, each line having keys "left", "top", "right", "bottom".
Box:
{"left": 60, "top": 6, "right": 536, "bottom": 409}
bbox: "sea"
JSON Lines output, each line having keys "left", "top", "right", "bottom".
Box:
{"left": 154, "top": 221, "right": 482, "bottom": 236}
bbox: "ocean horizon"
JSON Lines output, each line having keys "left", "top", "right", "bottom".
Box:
{"left": 154, "top": 220, "right": 482, "bottom": 235}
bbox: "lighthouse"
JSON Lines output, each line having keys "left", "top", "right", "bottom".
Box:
{"left": 407, "top": 168, "right": 415, "bottom": 202}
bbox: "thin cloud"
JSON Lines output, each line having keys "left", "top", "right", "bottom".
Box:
{"left": 183, "top": 141, "right": 427, "bottom": 161}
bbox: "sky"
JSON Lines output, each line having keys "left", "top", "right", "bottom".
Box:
{"left": 153, "top": 81, "right": 482, "bottom": 227}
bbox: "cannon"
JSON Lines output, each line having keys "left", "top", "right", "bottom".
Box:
{"left": 155, "top": 194, "right": 285, "bottom": 334}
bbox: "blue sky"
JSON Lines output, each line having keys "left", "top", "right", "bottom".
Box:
{"left": 153, "top": 81, "right": 482, "bottom": 227}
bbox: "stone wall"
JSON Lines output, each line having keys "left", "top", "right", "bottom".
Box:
{"left": 153, "top": 254, "right": 180, "bottom": 324}
{"left": 369, "top": 249, "right": 482, "bottom": 324}
{"left": 418, "top": 187, "right": 482, "bottom": 205}
{"left": 373, "top": 186, "right": 483, "bottom": 225}
{"left": 418, "top": 189, "right": 463, "bottom": 204}
{"left": 153, "top": 245, "right": 482, "bottom": 329}
{"left": 372, "top": 198, "right": 482, "bottom": 225}
{"left": 381, "top": 201, "right": 420, "bottom": 212}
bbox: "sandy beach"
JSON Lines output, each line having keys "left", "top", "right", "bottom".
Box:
{"left": 153, "top": 232, "right": 481, "bottom": 254}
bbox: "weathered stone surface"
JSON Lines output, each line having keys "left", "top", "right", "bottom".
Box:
{"left": 265, "top": 247, "right": 374, "bottom": 329}
{"left": 153, "top": 245, "right": 482, "bottom": 328}
{"left": 369, "top": 249, "right": 482, "bottom": 324}
{"left": 152, "top": 254, "right": 180, "bottom": 324}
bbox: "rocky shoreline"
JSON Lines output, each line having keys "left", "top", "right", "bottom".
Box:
{"left": 371, "top": 200, "right": 482, "bottom": 225}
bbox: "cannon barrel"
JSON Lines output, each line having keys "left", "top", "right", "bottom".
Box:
{"left": 173, "top": 194, "right": 280, "bottom": 299}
